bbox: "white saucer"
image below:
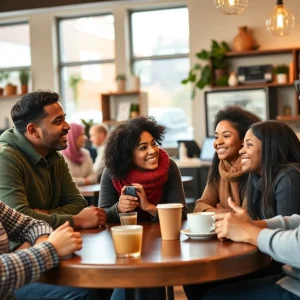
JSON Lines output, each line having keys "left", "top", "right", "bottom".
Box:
{"left": 180, "top": 228, "right": 217, "bottom": 240}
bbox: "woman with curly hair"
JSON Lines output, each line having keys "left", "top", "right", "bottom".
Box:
{"left": 99, "top": 116, "right": 187, "bottom": 222}
{"left": 194, "top": 105, "right": 261, "bottom": 213}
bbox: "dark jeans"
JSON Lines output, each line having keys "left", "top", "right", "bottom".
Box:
{"left": 15, "top": 282, "right": 98, "bottom": 300}
{"left": 204, "top": 275, "right": 300, "bottom": 300}
{"left": 110, "top": 287, "right": 166, "bottom": 300}
{"left": 184, "top": 260, "right": 283, "bottom": 299}
{"left": 15, "top": 282, "right": 113, "bottom": 300}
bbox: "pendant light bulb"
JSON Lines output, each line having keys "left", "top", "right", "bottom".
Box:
{"left": 214, "top": 0, "right": 248, "bottom": 15}
{"left": 266, "top": 0, "right": 295, "bottom": 36}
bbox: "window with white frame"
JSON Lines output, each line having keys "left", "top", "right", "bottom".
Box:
{"left": 0, "top": 22, "right": 31, "bottom": 96}
{"left": 130, "top": 7, "right": 192, "bottom": 147}
{"left": 58, "top": 14, "right": 115, "bottom": 123}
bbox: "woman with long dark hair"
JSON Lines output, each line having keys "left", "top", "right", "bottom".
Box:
{"left": 194, "top": 105, "right": 261, "bottom": 213}
{"left": 240, "top": 120, "right": 300, "bottom": 219}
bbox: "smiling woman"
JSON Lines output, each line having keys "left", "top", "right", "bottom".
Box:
{"left": 98, "top": 116, "right": 187, "bottom": 223}
{"left": 241, "top": 121, "right": 300, "bottom": 220}
{"left": 193, "top": 105, "right": 261, "bottom": 214}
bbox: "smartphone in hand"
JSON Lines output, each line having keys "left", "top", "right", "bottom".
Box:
{"left": 125, "top": 186, "right": 137, "bottom": 197}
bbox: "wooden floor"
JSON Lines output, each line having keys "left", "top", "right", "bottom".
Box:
{"left": 174, "top": 286, "right": 187, "bottom": 300}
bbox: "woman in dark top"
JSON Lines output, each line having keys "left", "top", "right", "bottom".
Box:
{"left": 100, "top": 116, "right": 187, "bottom": 300}
{"left": 99, "top": 116, "right": 187, "bottom": 223}
{"left": 240, "top": 120, "right": 300, "bottom": 219}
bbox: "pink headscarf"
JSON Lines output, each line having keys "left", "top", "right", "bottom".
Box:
{"left": 61, "top": 123, "right": 85, "bottom": 165}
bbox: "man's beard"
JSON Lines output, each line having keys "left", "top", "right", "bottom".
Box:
{"left": 41, "top": 129, "right": 69, "bottom": 151}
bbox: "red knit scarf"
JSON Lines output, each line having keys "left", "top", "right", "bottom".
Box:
{"left": 112, "top": 149, "right": 170, "bottom": 220}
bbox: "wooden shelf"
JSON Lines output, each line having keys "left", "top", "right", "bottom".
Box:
{"left": 0, "top": 94, "right": 22, "bottom": 100}
{"left": 102, "top": 120, "right": 124, "bottom": 125}
{"left": 225, "top": 48, "right": 299, "bottom": 58}
{"left": 207, "top": 46, "right": 300, "bottom": 124}
{"left": 100, "top": 91, "right": 148, "bottom": 124}
{"left": 211, "top": 82, "right": 294, "bottom": 91}
{"left": 101, "top": 90, "right": 141, "bottom": 96}
{"left": 276, "top": 115, "right": 300, "bottom": 121}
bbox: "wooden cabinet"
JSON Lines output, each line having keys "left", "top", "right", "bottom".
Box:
{"left": 100, "top": 91, "right": 148, "bottom": 125}
{"left": 210, "top": 47, "right": 300, "bottom": 120}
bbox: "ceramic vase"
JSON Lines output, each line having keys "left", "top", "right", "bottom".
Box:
{"left": 232, "top": 26, "right": 254, "bottom": 52}
{"left": 116, "top": 80, "right": 126, "bottom": 92}
{"left": 276, "top": 74, "right": 287, "bottom": 84}
{"left": 228, "top": 72, "right": 238, "bottom": 87}
{"left": 133, "top": 76, "right": 140, "bottom": 91}
{"left": 5, "top": 84, "right": 17, "bottom": 96}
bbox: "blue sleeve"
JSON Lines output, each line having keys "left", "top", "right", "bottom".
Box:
{"left": 258, "top": 225, "right": 300, "bottom": 268}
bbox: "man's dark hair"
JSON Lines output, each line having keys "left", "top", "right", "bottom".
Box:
{"left": 105, "top": 116, "right": 166, "bottom": 179}
{"left": 11, "top": 90, "right": 60, "bottom": 133}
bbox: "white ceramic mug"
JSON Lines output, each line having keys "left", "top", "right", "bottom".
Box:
{"left": 187, "top": 212, "right": 215, "bottom": 234}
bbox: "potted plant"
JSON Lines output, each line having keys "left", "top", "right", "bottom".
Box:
{"left": 116, "top": 74, "right": 126, "bottom": 92}
{"left": 275, "top": 64, "right": 289, "bottom": 84}
{"left": 69, "top": 74, "right": 82, "bottom": 107}
{"left": 130, "top": 103, "right": 139, "bottom": 118}
{"left": 19, "top": 68, "right": 30, "bottom": 95}
{"left": 3, "top": 72, "right": 17, "bottom": 96}
{"left": 181, "top": 40, "right": 231, "bottom": 99}
{"left": 80, "top": 118, "right": 94, "bottom": 137}
{"left": 131, "top": 70, "right": 140, "bottom": 91}
{"left": 0, "top": 71, "right": 4, "bottom": 96}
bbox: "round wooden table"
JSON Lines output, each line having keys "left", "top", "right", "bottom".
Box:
{"left": 78, "top": 183, "right": 100, "bottom": 197}
{"left": 43, "top": 221, "right": 270, "bottom": 289}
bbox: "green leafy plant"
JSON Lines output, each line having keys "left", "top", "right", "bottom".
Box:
{"left": 116, "top": 74, "right": 126, "bottom": 81}
{"left": 181, "top": 40, "right": 231, "bottom": 99}
{"left": 69, "top": 74, "right": 82, "bottom": 103}
{"left": 19, "top": 69, "right": 30, "bottom": 85}
{"left": 0, "top": 71, "right": 4, "bottom": 86}
{"left": 275, "top": 64, "right": 289, "bottom": 75}
{"left": 2, "top": 71, "right": 11, "bottom": 86}
{"left": 81, "top": 119, "right": 94, "bottom": 137}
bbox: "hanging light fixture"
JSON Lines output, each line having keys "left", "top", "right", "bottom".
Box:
{"left": 214, "top": 0, "right": 248, "bottom": 15}
{"left": 266, "top": 0, "right": 295, "bottom": 36}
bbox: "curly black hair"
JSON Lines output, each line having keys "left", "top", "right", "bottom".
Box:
{"left": 105, "top": 116, "right": 166, "bottom": 179}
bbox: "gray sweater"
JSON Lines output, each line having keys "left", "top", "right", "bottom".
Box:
{"left": 258, "top": 214, "right": 300, "bottom": 297}
{"left": 99, "top": 159, "right": 187, "bottom": 222}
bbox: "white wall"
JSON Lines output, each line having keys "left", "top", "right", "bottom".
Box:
{"left": 1, "top": 0, "right": 300, "bottom": 143}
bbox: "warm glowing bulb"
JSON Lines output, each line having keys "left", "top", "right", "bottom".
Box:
{"left": 277, "top": 13, "right": 284, "bottom": 28}
{"left": 214, "top": 0, "right": 248, "bottom": 15}
{"left": 266, "top": 4, "right": 295, "bottom": 36}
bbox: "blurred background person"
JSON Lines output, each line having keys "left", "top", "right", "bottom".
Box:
{"left": 89, "top": 124, "right": 108, "bottom": 181}
{"left": 61, "top": 123, "right": 97, "bottom": 186}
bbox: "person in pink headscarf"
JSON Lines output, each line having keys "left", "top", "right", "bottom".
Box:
{"left": 61, "top": 123, "right": 97, "bottom": 186}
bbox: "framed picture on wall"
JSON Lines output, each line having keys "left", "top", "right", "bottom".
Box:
{"left": 204, "top": 88, "right": 271, "bottom": 137}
